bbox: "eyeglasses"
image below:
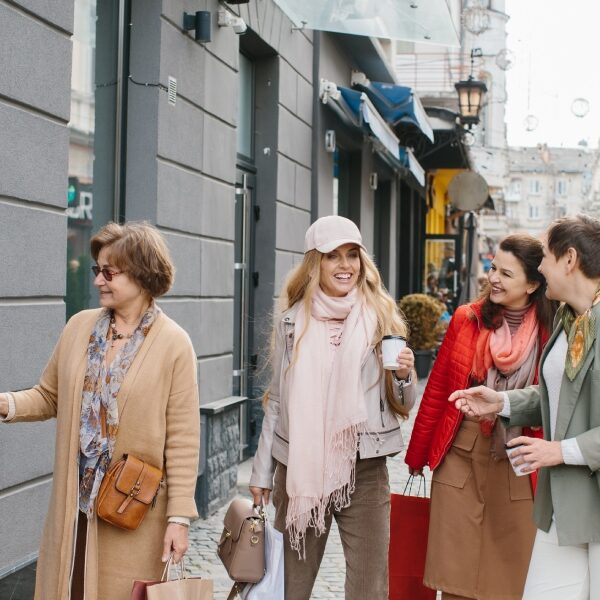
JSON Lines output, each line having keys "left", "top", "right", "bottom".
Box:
{"left": 91, "top": 266, "right": 124, "bottom": 281}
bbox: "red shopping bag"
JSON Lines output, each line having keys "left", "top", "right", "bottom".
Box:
{"left": 389, "top": 476, "right": 436, "bottom": 600}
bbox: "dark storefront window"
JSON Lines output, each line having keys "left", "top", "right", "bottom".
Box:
{"left": 66, "top": 0, "right": 126, "bottom": 318}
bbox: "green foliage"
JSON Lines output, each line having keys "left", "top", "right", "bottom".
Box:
{"left": 399, "top": 293, "right": 446, "bottom": 351}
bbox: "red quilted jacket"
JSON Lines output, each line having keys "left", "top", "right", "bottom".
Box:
{"left": 405, "top": 300, "right": 550, "bottom": 472}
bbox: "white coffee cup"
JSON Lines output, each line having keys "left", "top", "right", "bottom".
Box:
{"left": 505, "top": 444, "right": 531, "bottom": 477}
{"left": 382, "top": 335, "right": 408, "bottom": 370}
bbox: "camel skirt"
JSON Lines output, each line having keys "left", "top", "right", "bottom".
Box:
{"left": 424, "top": 418, "right": 536, "bottom": 600}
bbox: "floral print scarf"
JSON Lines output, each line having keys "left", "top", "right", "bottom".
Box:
{"left": 560, "top": 285, "right": 600, "bottom": 381}
{"left": 79, "top": 304, "right": 160, "bottom": 517}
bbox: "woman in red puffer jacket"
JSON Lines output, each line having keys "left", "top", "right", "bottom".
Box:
{"left": 405, "top": 234, "right": 556, "bottom": 600}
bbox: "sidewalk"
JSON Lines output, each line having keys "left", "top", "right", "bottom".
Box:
{"left": 187, "top": 377, "right": 431, "bottom": 599}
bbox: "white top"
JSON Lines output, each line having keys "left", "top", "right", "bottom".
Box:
{"left": 500, "top": 330, "right": 586, "bottom": 465}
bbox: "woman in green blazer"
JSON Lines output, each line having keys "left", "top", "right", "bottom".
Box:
{"left": 449, "top": 214, "right": 600, "bottom": 599}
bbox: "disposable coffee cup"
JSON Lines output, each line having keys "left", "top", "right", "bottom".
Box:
{"left": 382, "top": 335, "right": 407, "bottom": 370}
{"left": 505, "top": 443, "right": 531, "bottom": 477}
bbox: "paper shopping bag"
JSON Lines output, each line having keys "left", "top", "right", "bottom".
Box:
{"left": 388, "top": 477, "right": 437, "bottom": 600}
{"left": 133, "top": 557, "right": 213, "bottom": 600}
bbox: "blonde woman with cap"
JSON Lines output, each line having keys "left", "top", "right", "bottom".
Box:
{"left": 249, "top": 215, "right": 416, "bottom": 600}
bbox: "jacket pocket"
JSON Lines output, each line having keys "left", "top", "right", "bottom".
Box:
{"left": 432, "top": 426, "right": 477, "bottom": 488}
{"left": 508, "top": 464, "right": 533, "bottom": 501}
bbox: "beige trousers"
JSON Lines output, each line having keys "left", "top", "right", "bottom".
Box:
{"left": 272, "top": 457, "right": 390, "bottom": 600}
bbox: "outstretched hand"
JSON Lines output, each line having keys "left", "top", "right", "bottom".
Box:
{"left": 448, "top": 385, "right": 504, "bottom": 417}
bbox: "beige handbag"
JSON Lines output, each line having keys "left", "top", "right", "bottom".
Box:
{"left": 217, "top": 498, "right": 265, "bottom": 597}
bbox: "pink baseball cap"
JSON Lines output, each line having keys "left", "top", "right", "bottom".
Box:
{"left": 304, "top": 215, "right": 367, "bottom": 254}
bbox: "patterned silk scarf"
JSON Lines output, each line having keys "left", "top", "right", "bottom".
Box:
{"left": 79, "top": 304, "right": 160, "bottom": 517}
{"left": 560, "top": 285, "right": 600, "bottom": 381}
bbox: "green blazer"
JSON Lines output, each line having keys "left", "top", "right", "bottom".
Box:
{"left": 504, "top": 302, "right": 600, "bottom": 546}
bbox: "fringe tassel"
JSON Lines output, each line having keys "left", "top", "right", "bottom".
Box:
{"left": 285, "top": 421, "right": 367, "bottom": 559}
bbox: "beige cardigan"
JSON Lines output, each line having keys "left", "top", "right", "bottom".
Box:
{"left": 9, "top": 308, "right": 200, "bottom": 600}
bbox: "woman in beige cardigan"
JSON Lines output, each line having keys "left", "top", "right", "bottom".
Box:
{"left": 0, "top": 222, "right": 200, "bottom": 600}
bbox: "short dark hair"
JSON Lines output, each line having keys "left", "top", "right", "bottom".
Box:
{"left": 480, "top": 233, "right": 556, "bottom": 332}
{"left": 547, "top": 214, "right": 600, "bottom": 279}
{"left": 90, "top": 222, "right": 175, "bottom": 298}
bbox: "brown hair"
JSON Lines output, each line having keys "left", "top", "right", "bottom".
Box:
{"left": 547, "top": 214, "right": 600, "bottom": 279}
{"left": 479, "top": 233, "right": 556, "bottom": 332}
{"left": 90, "top": 222, "right": 175, "bottom": 298}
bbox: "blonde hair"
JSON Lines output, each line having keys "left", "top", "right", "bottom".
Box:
{"left": 271, "top": 248, "right": 410, "bottom": 418}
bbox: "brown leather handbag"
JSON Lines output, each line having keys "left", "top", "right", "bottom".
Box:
{"left": 218, "top": 498, "right": 265, "bottom": 590}
{"left": 97, "top": 454, "right": 163, "bottom": 530}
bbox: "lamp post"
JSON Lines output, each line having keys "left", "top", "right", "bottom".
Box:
{"left": 455, "top": 49, "right": 487, "bottom": 128}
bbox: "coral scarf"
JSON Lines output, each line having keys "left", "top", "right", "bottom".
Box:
{"left": 473, "top": 305, "right": 539, "bottom": 444}
{"left": 285, "top": 287, "right": 376, "bottom": 556}
{"left": 472, "top": 305, "right": 539, "bottom": 384}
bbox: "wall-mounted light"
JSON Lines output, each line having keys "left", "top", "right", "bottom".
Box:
{"left": 218, "top": 9, "right": 248, "bottom": 35}
{"left": 325, "top": 130, "right": 336, "bottom": 153}
{"left": 183, "top": 11, "right": 211, "bottom": 43}
{"left": 455, "top": 48, "right": 487, "bottom": 129}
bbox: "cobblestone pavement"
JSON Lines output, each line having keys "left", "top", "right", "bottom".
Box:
{"left": 187, "top": 377, "right": 435, "bottom": 599}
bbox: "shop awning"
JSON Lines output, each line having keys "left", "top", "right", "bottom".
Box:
{"left": 320, "top": 80, "right": 427, "bottom": 189}
{"left": 271, "top": 0, "right": 459, "bottom": 46}
{"left": 320, "top": 81, "right": 401, "bottom": 160}
{"left": 352, "top": 81, "right": 435, "bottom": 142}
{"left": 399, "top": 147, "right": 426, "bottom": 187}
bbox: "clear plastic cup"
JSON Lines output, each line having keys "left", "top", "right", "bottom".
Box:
{"left": 505, "top": 443, "right": 532, "bottom": 476}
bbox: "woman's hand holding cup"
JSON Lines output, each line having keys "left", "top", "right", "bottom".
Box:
{"left": 382, "top": 335, "right": 413, "bottom": 379}
{"left": 394, "top": 347, "right": 414, "bottom": 380}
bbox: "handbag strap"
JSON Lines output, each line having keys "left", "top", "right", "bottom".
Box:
{"left": 402, "top": 474, "right": 428, "bottom": 498}
{"left": 227, "top": 582, "right": 243, "bottom": 600}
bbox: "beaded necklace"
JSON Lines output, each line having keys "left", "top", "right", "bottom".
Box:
{"left": 109, "top": 312, "right": 134, "bottom": 347}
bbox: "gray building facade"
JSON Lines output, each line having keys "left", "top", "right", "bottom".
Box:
{"left": 0, "top": 0, "right": 431, "bottom": 580}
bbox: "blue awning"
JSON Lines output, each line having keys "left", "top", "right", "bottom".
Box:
{"left": 320, "top": 80, "right": 427, "bottom": 189}
{"left": 337, "top": 87, "right": 401, "bottom": 160}
{"left": 353, "top": 81, "right": 435, "bottom": 142}
{"left": 399, "top": 147, "right": 426, "bottom": 187}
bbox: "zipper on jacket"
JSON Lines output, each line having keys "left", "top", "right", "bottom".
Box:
{"left": 379, "top": 398, "right": 385, "bottom": 427}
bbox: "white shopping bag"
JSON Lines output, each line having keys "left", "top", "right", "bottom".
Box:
{"left": 246, "top": 519, "right": 284, "bottom": 600}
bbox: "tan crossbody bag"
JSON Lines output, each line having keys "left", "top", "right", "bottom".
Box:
{"left": 96, "top": 454, "right": 163, "bottom": 530}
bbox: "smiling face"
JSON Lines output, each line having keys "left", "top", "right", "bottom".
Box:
{"left": 319, "top": 243, "right": 361, "bottom": 297}
{"left": 487, "top": 248, "right": 539, "bottom": 309}
{"left": 93, "top": 246, "right": 147, "bottom": 311}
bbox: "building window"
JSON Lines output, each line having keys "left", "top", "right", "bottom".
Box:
{"left": 237, "top": 53, "right": 254, "bottom": 160}
{"left": 66, "top": 0, "right": 125, "bottom": 319}
{"left": 529, "top": 179, "right": 541, "bottom": 195}
{"left": 557, "top": 179, "right": 568, "bottom": 196}
{"left": 528, "top": 204, "right": 540, "bottom": 219}
{"left": 506, "top": 178, "right": 521, "bottom": 201}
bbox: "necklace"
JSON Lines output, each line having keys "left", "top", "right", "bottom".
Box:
{"left": 109, "top": 313, "right": 135, "bottom": 346}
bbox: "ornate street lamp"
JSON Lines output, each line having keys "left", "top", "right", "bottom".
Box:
{"left": 455, "top": 49, "right": 487, "bottom": 128}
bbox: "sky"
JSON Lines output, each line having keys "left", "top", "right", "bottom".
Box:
{"left": 505, "top": 0, "right": 600, "bottom": 148}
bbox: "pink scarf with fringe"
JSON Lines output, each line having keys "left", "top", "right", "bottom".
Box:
{"left": 285, "top": 287, "right": 376, "bottom": 556}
